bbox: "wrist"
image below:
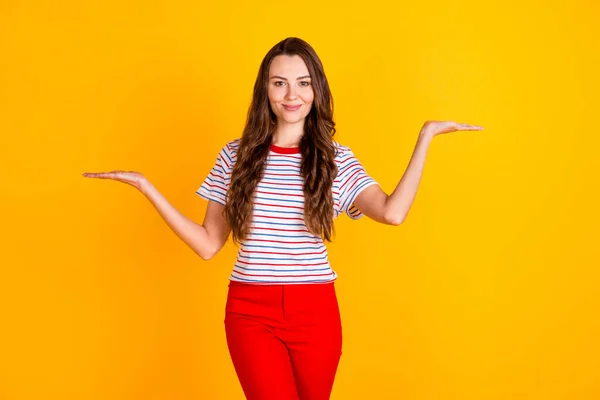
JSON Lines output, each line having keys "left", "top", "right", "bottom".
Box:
{"left": 140, "top": 178, "right": 153, "bottom": 196}
{"left": 419, "top": 128, "right": 435, "bottom": 142}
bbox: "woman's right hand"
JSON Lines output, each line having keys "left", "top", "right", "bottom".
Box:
{"left": 82, "top": 170, "right": 149, "bottom": 193}
{"left": 82, "top": 169, "right": 229, "bottom": 260}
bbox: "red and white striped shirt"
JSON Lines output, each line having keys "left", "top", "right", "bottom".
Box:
{"left": 196, "top": 138, "right": 378, "bottom": 285}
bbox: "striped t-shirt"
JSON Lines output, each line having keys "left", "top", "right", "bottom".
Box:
{"left": 196, "top": 138, "right": 378, "bottom": 285}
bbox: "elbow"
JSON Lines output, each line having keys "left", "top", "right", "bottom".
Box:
{"left": 382, "top": 199, "right": 405, "bottom": 226}
{"left": 384, "top": 211, "right": 405, "bottom": 226}
{"left": 196, "top": 236, "right": 228, "bottom": 261}
{"left": 197, "top": 247, "right": 218, "bottom": 261}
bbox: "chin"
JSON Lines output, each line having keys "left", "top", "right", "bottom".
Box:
{"left": 284, "top": 117, "right": 305, "bottom": 124}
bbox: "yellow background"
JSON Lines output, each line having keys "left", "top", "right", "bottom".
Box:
{"left": 1, "top": 0, "right": 599, "bottom": 399}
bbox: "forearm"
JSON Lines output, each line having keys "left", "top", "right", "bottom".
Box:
{"left": 384, "top": 129, "right": 433, "bottom": 224}
{"left": 140, "top": 180, "right": 215, "bottom": 260}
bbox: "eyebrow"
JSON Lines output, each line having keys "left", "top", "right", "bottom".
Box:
{"left": 270, "top": 75, "right": 311, "bottom": 80}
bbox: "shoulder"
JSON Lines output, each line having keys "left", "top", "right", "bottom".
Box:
{"left": 333, "top": 140, "right": 352, "bottom": 155}
{"left": 333, "top": 140, "right": 358, "bottom": 164}
{"left": 217, "top": 138, "right": 240, "bottom": 166}
{"left": 223, "top": 138, "right": 241, "bottom": 157}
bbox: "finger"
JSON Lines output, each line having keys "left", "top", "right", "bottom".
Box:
{"left": 458, "top": 123, "right": 484, "bottom": 130}
{"left": 82, "top": 171, "right": 119, "bottom": 179}
{"left": 82, "top": 172, "right": 106, "bottom": 179}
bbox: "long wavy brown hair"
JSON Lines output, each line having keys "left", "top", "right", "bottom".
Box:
{"left": 223, "top": 37, "right": 338, "bottom": 245}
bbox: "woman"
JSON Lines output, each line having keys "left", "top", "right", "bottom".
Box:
{"left": 83, "top": 37, "right": 483, "bottom": 400}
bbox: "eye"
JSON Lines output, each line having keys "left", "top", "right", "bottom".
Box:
{"left": 300, "top": 81, "right": 311, "bottom": 86}
{"left": 274, "top": 81, "right": 286, "bottom": 87}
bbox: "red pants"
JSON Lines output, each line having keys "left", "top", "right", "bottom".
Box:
{"left": 224, "top": 280, "right": 343, "bottom": 400}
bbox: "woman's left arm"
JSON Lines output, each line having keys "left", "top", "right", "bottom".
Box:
{"left": 353, "top": 120, "right": 484, "bottom": 226}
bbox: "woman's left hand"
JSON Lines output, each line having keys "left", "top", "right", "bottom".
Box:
{"left": 421, "top": 120, "right": 484, "bottom": 137}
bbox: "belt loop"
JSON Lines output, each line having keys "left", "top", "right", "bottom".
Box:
{"left": 281, "top": 284, "right": 286, "bottom": 320}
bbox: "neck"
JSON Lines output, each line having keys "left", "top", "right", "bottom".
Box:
{"left": 272, "top": 121, "right": 304, "bottom": 147}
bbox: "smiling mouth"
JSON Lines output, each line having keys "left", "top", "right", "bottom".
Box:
{"left": 283, "top": 104, "right": 302, "bottom": 111}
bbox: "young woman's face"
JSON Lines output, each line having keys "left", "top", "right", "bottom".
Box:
{"left": 267, "top": 54, "right": 314, "bottom": 126}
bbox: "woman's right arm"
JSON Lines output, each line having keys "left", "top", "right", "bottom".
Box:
{"left": 82, "top": 170, "right": 230, "bottom": 260}
{"left": 141, "top": 179, "right": 231, "bottom": 260}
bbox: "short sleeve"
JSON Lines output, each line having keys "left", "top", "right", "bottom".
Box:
{"left": 195, "top": 142, "right": 235, "bottom": 206}
{"left": 336, "top": 147, "right": 379, "bottom": 220}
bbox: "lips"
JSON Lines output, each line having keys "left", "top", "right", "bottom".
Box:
{"left": 283, "top": 104, "right": 302, "bottom": 111}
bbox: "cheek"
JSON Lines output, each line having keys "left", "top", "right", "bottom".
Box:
{"left": 304, "top": 89, "right": 315, "bottom": 104}
{"left": 268, "top": 87, "right": 281, "bottom": 102}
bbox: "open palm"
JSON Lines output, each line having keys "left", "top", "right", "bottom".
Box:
{"left": 82, "top": 170, "right": 147, "bottom": 192}
{"left": 423, "top": 120, "right": 484, "bottom": 137}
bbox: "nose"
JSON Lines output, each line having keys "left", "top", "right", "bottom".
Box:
{"left": 284, "top": 85, "right": 298, "bottom": 100}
